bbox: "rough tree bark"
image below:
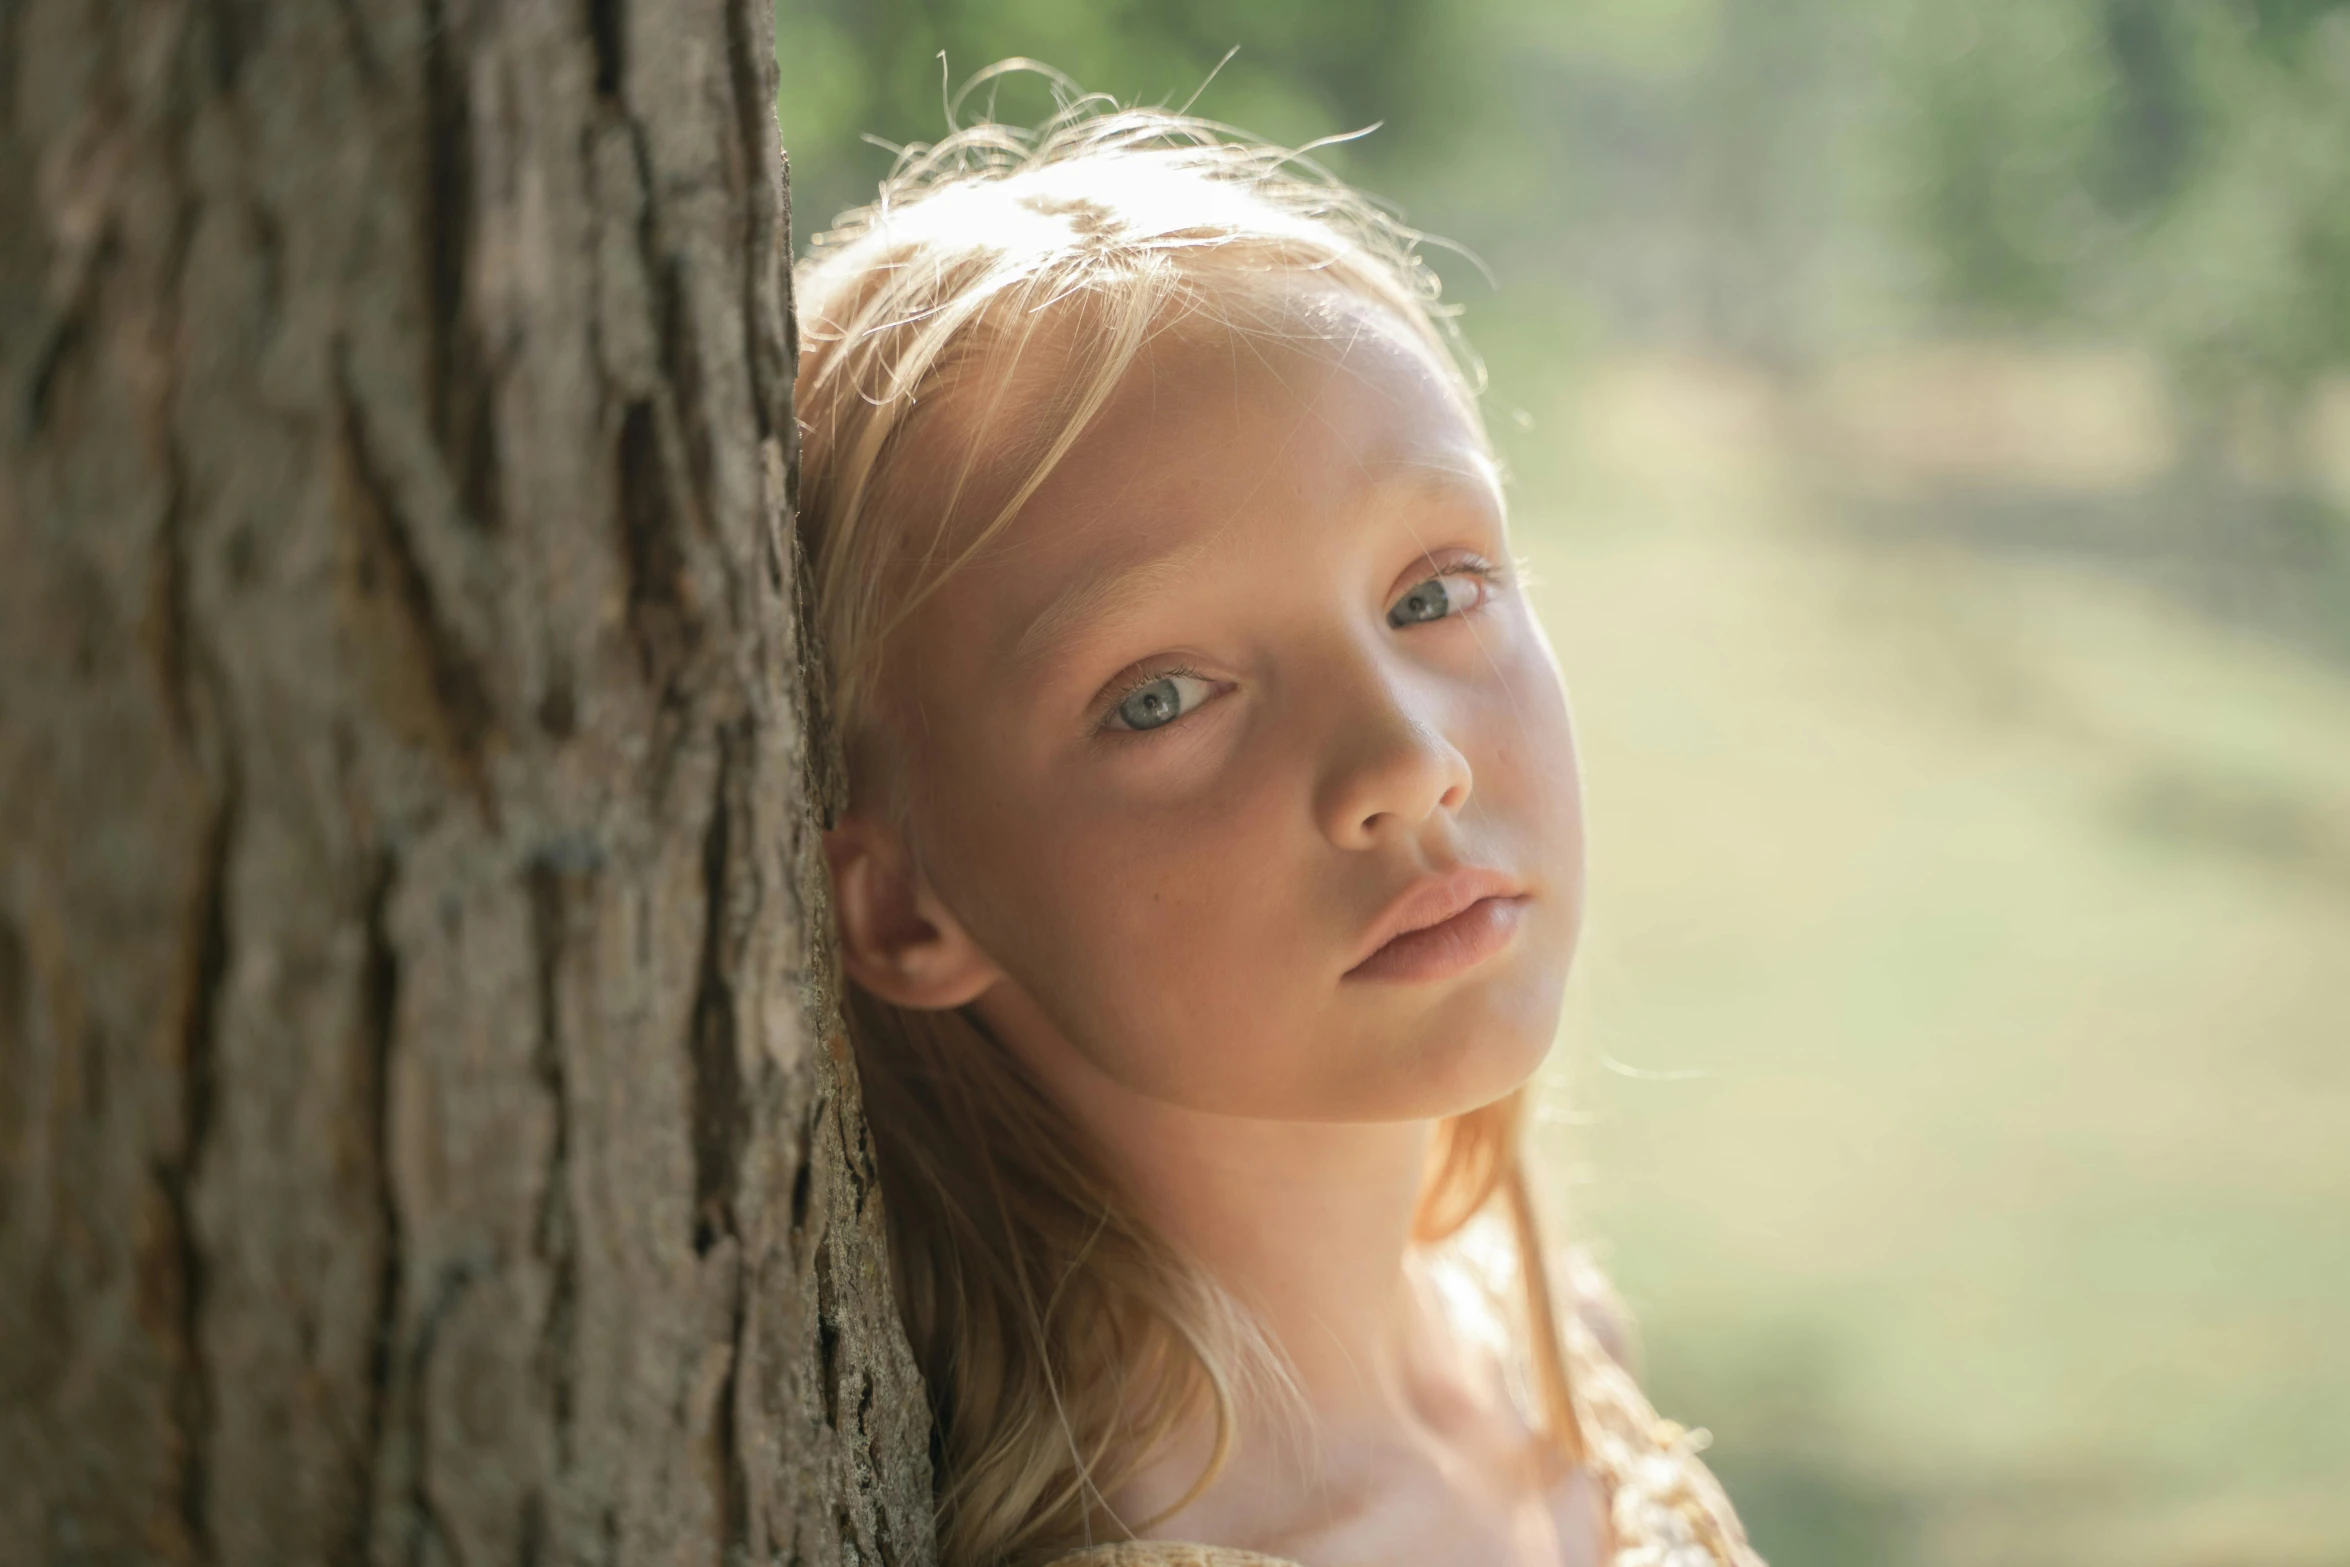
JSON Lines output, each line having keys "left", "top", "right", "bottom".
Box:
{"left": 0, "top": 3, "right": 934, "bottom": 1564}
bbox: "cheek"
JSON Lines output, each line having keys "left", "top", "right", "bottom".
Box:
{"left": 1048, "top": 794, "right": 1303, "bottom": 1044}
{"left": 1467, "top": 645, "right": 1587, "bottom": 1042}
{"left": 944, "top": 755, "right": 1323, "bottom": 1102}
{"left": 1478, "top": 638, "right": 1585, "bottom": 858}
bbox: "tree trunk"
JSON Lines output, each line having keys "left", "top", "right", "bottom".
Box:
{"left": 0, "top": 4, "right": 934, "bottom": 1564}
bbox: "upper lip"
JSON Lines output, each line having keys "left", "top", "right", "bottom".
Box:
{"left": 1345, "top": 865, "right": 1528, "bottom": 974}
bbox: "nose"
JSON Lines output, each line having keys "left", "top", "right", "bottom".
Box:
{"left": 1312, "top": 663, "right": 1475, "bottom": 850}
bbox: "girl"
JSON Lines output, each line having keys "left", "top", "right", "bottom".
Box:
{"left": 794, "top": 77, "right": 1761, "bottom": 1567}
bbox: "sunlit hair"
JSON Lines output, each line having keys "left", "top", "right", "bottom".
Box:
{"left": 793, "top": 68, "right": 1583, "bottom": 1567}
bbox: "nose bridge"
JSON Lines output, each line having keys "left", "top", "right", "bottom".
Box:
{"left": 1310, "top": 628, "right": 1472, "bottom": 848}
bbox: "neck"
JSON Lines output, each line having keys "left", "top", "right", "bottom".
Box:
{"left": 1103, "top": 1097, "right": 1437, "bottom": 1412}
{"left": 974, "top": 990, "right": 1437, "bottom": 1415}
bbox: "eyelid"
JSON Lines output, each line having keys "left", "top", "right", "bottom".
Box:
{"left": 1093, "top": 663, "right": 1218, "bottom": 735}
{"left": 1397, "top": 552, "right": 1510, "bottom": 611}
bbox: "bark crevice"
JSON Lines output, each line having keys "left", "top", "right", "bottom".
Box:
{"left": 723, "top": 0, "right": 784, "bottom": 443}
{"left": 22, "top": 232, "right": 106, "bottom": 440}
{"left": 354, "top": 846, "right": 404, "bottom": 1567}
{"left": 336, "top": 353, "right": 498, "bottom": 813}
{"left": 421, "top": 0, "right": 500, "bottom": 536}
{"left": 690, "top": 725, "right": 749, "bottom": 1257}
{"left": 526, "top": 844, "right": 582, "bottom": 1467}
{"left": 401, "top": 1256, "right": 480, "bottom": 1567}
{"left": 586, "top": 0, "right": 623, "bottom": 101}
{"left": 166, "top": 772, "right": 239, "bottom": 1567}
{"left": 617, "top": 395, "right": 694, "bottom": 693}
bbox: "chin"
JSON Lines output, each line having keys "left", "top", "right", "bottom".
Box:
{"left": 1429, "top": 956, "right": 1572, "bottom": 1109}
{"left": 1426, "top": 1017, "right": 1557, "bottom": 1118}
{"left": 1319, "top": 997, "right": 1560, "bottom": 1124}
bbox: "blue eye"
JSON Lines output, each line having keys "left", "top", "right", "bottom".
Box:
{"left": 1108, "top": 671, "right": 1217, "bottom": 733}
{"left": 1387, "top": 570, "right": 1485, "bottom": 627}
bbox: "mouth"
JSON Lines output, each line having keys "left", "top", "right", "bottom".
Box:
{"left": 1344, "top": 867, "right": 1530, "bottom": 984}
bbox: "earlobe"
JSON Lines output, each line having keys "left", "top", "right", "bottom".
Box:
{"left": 823, "top": 814, "right": 1001, "bottom": 1011}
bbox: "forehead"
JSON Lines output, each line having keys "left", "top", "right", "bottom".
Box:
{"left": 927, "top": 286, "right": 1497, "bottom": 651}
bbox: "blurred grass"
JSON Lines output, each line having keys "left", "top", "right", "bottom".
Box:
{"left": 1518, "top": 350, "right": 2350, "bottom": 1567}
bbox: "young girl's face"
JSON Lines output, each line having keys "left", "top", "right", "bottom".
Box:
{"left": 850, "top": 281, "right": 1585, "bottom": 1123}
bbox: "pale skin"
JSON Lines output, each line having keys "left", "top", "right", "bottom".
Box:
{"left": 825, "top": 281, "right": 1602, "bottom": 1566}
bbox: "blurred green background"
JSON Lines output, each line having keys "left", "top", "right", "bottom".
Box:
{"left": 771, "top": 3, "right": 2350, "bottom": 1562}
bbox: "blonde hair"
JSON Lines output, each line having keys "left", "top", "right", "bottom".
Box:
{"left": 793, "top": 73, "right": 1584, "bottom": 1567}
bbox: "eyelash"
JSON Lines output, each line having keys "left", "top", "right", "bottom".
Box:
{"left": 1094, "top": 555, "right": 1509, "bottom": 738}
{"left": 1418, "top": 554, "right": 1509, "bottom": 614}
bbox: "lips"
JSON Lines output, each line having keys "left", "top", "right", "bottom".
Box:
{"left": 1344, "top": 866, "right": 1530, "bottom": 983}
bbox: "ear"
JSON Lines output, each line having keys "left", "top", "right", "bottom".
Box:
{"left": 823, "top": 809, "right": 1001, "bottom": 1011}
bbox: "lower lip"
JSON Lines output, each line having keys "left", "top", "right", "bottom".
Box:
{"left": 1345, "top": 895, "right": 1530, "bottom": 983}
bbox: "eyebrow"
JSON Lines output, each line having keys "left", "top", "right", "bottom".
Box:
{"left": 1005, "top": 537, "right": 1221, "bottom": 681}
{"left": 1002, "top": 458, "right": 1503, "bottom": 685}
